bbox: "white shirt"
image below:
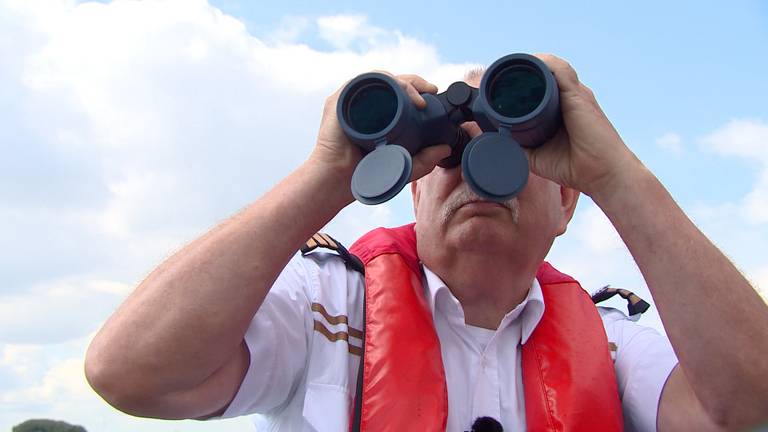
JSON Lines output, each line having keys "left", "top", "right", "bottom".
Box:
{"left": 219, "top": 252, "right": 678, "bottom": 431}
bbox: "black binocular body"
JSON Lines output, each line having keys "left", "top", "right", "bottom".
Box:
{"left": 336, "top": 53, "right": 561, "bottom": 205}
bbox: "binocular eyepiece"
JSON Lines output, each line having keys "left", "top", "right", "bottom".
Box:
{"left": 337, "top": 53, "right": 561, "bottom": 205}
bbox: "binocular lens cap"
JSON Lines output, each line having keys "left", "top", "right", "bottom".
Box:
{"left": 461, "top": 133, "right": 529, "bottom": 201}
{"left": 351, "top": 145, "right": 413, "bottom": 205}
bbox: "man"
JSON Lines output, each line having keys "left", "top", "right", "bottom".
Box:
{"left": 85, "top": 54, "right": 768, "bottom": 431}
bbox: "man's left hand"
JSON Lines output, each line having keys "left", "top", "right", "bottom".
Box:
{"left": 525, "top": 53, "right": 644, "bottom": 198}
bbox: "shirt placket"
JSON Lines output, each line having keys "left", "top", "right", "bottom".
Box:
{"left": 471, "top": 335, "right": 502, "bottom": 423}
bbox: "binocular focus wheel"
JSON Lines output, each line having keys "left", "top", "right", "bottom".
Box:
{"left": 351, "top": 145, "right": 413, "bottom": 205}
{"left": 461, "top": 133, "right": 529, "bottom": 201}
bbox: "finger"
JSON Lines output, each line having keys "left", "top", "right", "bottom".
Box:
{"left": 370, "top": 72, "right": 435, "bottom": 109}
{"left": 402, "top": 81, "right": 428, "bottom": 109}
{"left": 400, "top": 74, "right": 438, "bottom": 94}
{"left": 522, "top": 127, "right": 568, "bottom": 176}
{"left": 397, "top": 74, "right": 437, "bottom": 109}
{"left": 411, "top": 144, "right": 452, "bottom": 180}
{"left": 533, "top": 53, "right": 580, "bottom": 93}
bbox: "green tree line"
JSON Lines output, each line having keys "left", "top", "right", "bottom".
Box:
{"left": 12, "top": 419, "right": 87, "bottom": 432}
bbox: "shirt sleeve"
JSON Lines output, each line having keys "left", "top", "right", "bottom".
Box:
{"left": 219, "top": 254, "right": 316, "bottom": 417}
{"left": 599, "top": 307, "right": 679, "bottom": 432}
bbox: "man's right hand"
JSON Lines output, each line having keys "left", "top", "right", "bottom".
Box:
{"left": 85, "top": 70, "right": 451, "bottom": 421}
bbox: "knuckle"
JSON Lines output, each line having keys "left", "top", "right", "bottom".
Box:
{"left": 535, "top": 53, "right": 578, "bottom": 82}
{"left": 578, "top": 84, "right": 597, "bottom": 105}
{"left": 561, "top": 60, "right": 579, "bottom": 80}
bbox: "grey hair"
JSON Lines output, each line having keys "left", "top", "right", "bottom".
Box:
{"left": 463, "top": 66, "right": 486, "bottom": 83}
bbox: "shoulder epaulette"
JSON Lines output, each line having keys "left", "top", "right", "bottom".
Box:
{"left": 301, "top": 232, "right": 365, "bottom": 275}
{"left": 591, "top": 285, "right": 650, "bottom": 317}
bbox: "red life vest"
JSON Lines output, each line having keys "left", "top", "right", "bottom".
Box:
{"left": 348, "top": 223, "right": 623, "bottom": 431}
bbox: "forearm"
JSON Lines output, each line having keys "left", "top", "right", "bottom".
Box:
{"left": 591, "top": 163, "right": 768, "bottom": 428}
{"left": 86, "top": 158, "right": 354, "bottom": 397}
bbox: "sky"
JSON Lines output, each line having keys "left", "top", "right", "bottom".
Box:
{"left": 0, "top": 0, "right": 766, "bottom": 430}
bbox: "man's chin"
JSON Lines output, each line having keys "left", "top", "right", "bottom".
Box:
{"left": 446, "top": 216, "right": 516, "bottom": 245}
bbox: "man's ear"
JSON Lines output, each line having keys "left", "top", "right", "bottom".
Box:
{"left": 556, "top": 186, "right": 580, "bottom": 236}
{"left": 411, "top": 180, "right": 420, "bottom": 218}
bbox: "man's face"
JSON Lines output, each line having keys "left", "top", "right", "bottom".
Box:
{"left": 412, "top": 119, "right": 571, "bottom": 265}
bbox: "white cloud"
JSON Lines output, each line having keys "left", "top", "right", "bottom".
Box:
{"left": 655, "top": 132, "right": 683, "bottom": 154}
{"left": 316, "top": 15, "right": 378, "bottom": 50}
{"left": 749, "top": 266, "right": 768, "bottom": 302}
{"left": 701, "top": 119, "right": 768, "bottom": 224}
{"left": 0, "top": 277, "right": 132, "bottom": 344}
{"left": 0, "top": 336, "right": 255, "bottom": 431}
{"left": 0, "top": 1, "right": 478, "bottom": 429}
{"left": 266, "top": 15, "right": 311, "bottom": 44}
{"left": 0, "top": 0, "right": 475, "bottom": 300}
{"left": 0, "top": 336, "right": 93, "bottom": 417}
{"left": 1, "top": 344, "right": 43, "bottom": 377}
{"left": 573, "top": 203, "right": 624, "bottom": 254}
{"left": 23, "top": 357, "right": 91, "bottom": 402}
{"left": 742, "top": 170, "right": 768, "bottom": 224}
{"left": 0, "top": 1, "right": 762, "bottom": 431}
{"left": 701, "top": 119, "right": 768, "bottom": 162}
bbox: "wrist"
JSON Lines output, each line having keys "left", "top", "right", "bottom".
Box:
{"left": 300, "top": 154, "right": 356, "bottom": 211}
{"left": 587, "top": 158, "right": 654, "bottom": 208}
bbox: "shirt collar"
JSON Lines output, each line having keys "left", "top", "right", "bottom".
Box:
{"left": 422, "top": 265, "right": 545, "bottom": 344}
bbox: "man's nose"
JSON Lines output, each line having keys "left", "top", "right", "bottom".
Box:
{"left": 437, "top": 122, "right": 484, "bottom": 169}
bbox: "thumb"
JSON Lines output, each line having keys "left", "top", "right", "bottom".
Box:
{"left": 411, "top": 144, "right": 452, "bottom": 181}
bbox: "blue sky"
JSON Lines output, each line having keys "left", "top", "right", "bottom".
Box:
{"left": 1, "top": 0, "right": 766, "bottom": 431}
{"left": 206, "top": 0, "right": 768, "bottom": 206}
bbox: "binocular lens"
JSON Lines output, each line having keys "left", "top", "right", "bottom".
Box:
{"left": 488, "top": 65, "right": 546, "bottom": 118}
{"left": 345, "top": 81, "right": 398, "bottom": 135}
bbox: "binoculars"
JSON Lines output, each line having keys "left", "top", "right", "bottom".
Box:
{"left": 337, "top": 53, "right": 561, "bottom": 205}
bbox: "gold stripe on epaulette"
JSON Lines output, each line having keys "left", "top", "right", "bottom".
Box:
{"left": 305, "top": 236, "right": 319, "bottom": 250}
{"left": 319, "top": 233, "right": 338, "bottom": 249}
{"left": 312, "top": 233, "right": 334, "bottom": 250}
{"left": 301, "top": 232, "right": 365, "bottom": 275}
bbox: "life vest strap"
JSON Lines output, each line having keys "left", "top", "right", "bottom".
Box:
{"left": 301, "top": 233, "right": 366, "bottom": 431}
